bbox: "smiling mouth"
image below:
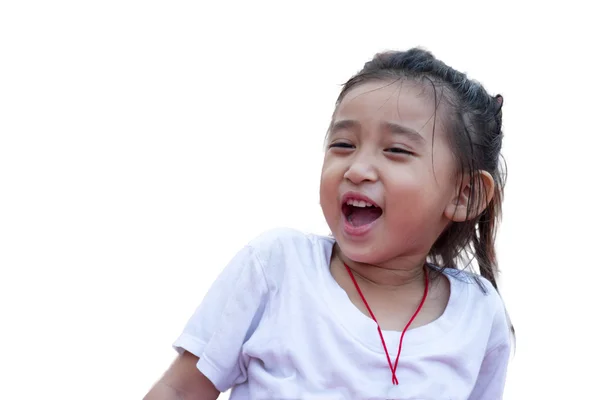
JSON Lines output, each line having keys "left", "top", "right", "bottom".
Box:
{"left": 342, "top": 200, "right": 383, "bottom": 227}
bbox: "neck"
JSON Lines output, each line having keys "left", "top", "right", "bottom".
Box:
{"left": 334, "top": 244, "right": 427, "bottom": 290}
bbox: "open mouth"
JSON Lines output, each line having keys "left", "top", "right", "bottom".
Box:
{"left": 342, "top": 200, "right": 383, "bottom": 227}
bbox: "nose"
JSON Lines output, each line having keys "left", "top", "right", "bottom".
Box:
{"left": 343, "top": 154, "right": 378, "bottom": 185}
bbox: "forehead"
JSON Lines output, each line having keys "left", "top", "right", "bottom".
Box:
{"left": 334, "top": 79, "right": 444, "bottom": 140}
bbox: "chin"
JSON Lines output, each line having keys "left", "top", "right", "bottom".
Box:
{"left": 334, "top": 235, "right": 386, "bottom": 264}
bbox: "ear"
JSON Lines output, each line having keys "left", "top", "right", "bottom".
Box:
{"left": 444, "top": 170, "right": 495, "bottom": 222}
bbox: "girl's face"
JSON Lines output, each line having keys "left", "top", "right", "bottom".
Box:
{"left": 320, "top": 80, "right": 460, "bottom": 265}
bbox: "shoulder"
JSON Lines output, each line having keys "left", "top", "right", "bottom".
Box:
{"left": 248, "top": 228, "right": 333, "bottom": 254}
{"left": 247, "top": 227, "right": 315, "bottom": 248}
{"left": 442, "top": 267, "right": 512, "bottom": 350}
{"left": 442, "top": 267, "right": 503, "bottom": 307}
{"left": 245, "top": 227, "right": 334, "bottom": 279}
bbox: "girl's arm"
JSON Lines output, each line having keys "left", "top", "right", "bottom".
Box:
{"left": 144, "top": 351, "right": 220, "bottom": 400}
{"left": 149, "top": 233, "right": 276, "bottom": 397}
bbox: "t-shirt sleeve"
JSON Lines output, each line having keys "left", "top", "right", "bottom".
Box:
{"left": 172, "top": 244, "right": 269, "bottom": 392}
{"left": 468, "top": 285, "right": 512, "bottom": 400}
{"left": 467, "top": 341, "right": 511, "bottom": 400}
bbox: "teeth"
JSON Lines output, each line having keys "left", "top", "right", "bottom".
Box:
{"left": 346, "top": 199, "right": 374, "bottom": 207}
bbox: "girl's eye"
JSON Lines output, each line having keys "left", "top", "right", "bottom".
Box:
{"left": 386, "top": 147, "right": 413, "bottom": 156}
{"left": 329, "top": 142, "right": 355, "bottom": 149}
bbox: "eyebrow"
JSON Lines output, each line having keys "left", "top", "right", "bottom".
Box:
{"left": 329, "top": 119, "right": 359, "bottom": 135}
{"left": 383, "top": 121, "right": 425, "bottom": 142}
{"left": 330, "top": 119, "right": 425, "bottom": 143}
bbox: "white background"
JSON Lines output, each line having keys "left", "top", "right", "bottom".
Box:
{"left": 1, "top": 1, "right": 598, "bottom": 399}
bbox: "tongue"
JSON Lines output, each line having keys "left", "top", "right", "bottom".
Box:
{"left": 348, "top": 207, "right": 382, "bottom": 227}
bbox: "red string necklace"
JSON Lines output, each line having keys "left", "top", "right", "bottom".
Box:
{"left": 343, "top": 262, "right": 429, "bottom": 385}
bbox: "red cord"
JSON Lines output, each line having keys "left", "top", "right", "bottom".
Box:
{"left": 344, "top": 263, "right": 429, "bottom": 385}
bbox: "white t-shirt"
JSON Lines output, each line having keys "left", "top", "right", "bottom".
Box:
{"left": 173, "top": 228, "right": 511, "bottom": 400}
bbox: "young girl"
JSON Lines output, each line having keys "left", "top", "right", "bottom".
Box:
{"left": 145, "top": 48, "right": 512, "bottom": 400}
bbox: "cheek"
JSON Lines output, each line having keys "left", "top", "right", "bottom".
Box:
{"left": 384, "top": 162, "right": 454, "bottom": 216}
{"left": 319, "top": 158, "right": 342, "bottom": 187}
{"left": 319, "top": 161, "right": 339, "bottom": 205}
{"left": 384, "top": 165, "right": 431, "bottom": 196}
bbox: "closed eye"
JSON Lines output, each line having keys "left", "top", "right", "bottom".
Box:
{"left": 329, "top": 142, "right": 355, "bottom": 149}
{"left": 386, "top": 147, "right": 414, "bottom": 156}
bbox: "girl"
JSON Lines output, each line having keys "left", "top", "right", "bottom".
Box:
{"left": 145, "top": 48, "right": 512, "bottom": 400}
